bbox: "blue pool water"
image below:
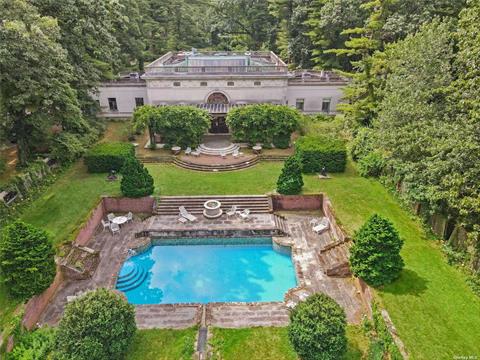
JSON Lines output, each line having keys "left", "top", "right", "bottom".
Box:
{"left": 116, "top": 238, "right": 297, "bottom": 304}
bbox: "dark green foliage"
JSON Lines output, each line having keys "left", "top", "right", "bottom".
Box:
{"left": 350, "top": 127, "right": 374, "bottom": 161}
{"left": 120, "top": 157, "right": 154, "bottom": 198}
{"left": 55, "top": 288, "right": 136, "bottom": 360}
{"left": 226, "top": 104, "right": 300, "bottom": 146}
{"left": 288, "top": 293, "right": 347, "bottom": 360}
{"left": 0, "top": 221, "right": 56, "bottom": 300}
{"left": 273, "top": 133, "right": 291, "bottom": 149}
{"left": 277, "top": 156, "right": 303, "bottom": 195}
{"left": 295, "top": 136, "right": 347, "bottom": 173}
{"left": 10, "top": 327, "right": 56, "bottom": 360}
{"left": 350, "top": 214, "right": 404, "bottom": 287}
{"left": 0, "top": 156, "right": 6, "bottom": 174}
{"left": 50, "top": 132, "right": 86, "bottom": 164}
{"left": 84, "top": 142, "right": 135, "bottom": 173}
{"left": 358, "top": 152, "right": 385, "bottom": 178}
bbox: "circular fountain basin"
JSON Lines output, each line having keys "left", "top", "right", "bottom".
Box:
{"left": 203, "top": 200, "right": 223, "bottom": 219}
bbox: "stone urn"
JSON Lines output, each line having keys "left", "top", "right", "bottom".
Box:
{"left": 203, "top": 200, "right": 223, "bottom": 219}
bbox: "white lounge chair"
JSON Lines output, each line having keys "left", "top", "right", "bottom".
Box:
{"left": 185, "top": 147, "right": 192, "bottom": 155}
{"left": 178, "top": 217, "right": 188, "bottom": 223}
{"left": 238, "top": 208, "right": 250, "bottom": 220}
{"left": 107, "top": 213, "right": 115, "bottom": 222}
{"left": 313, "top": 217, "right": 330, "bottom": 234}
{"left": 226, "top": 205, "right": 237, "bottom": 217}
{"left": 179, "top": 206, "right": 197, "bottom": 222}
{"left": 101, "top": 219, "right": 110, "bottom": 232}
{"left": 126, "top": 212, "right": 133, "bottom": 223}
{"left": 110, "top": 222, "right": 120, "bottom": 235}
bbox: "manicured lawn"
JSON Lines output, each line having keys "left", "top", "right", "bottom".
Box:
{"left": 147, "top": 163, "right": 283, "bottom": 195}
{"left": 125, "top": 328, "right": 197, "bottom": 360}
{"left": 21, "top": 162, "right": 120, "bottom": 246}
{"left": 210, "top": 326, "right": 368, "bottom": 360}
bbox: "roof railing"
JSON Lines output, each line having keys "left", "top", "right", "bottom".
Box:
{"left": 144, "top": 65, "right": 288, "bottom": 75}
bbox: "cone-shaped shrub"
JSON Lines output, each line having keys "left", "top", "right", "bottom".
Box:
{"left": 277, "top": 156, "right": 304, "bottom": 195}
{"left": 288, "top": 293, "right": 347, "bottom": 360}
{"left": 349, "top": 214, "right": 404, "bottom": 287}
{"left": 0, "top": 221, "right": 56, "bottom": 300}
{"left": 120, "top": 157, "right": 154, "bottom": 198}
{"left": 55, "top": 288, "right": 136, "bottom": 360}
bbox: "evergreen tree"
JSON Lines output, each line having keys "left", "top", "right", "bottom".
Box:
{"left": 277, "top": 156, "right": 304, "bottom": 195}
{"left": 0, "top": 221, "right": 56, "bottom": 300}
{"left": 120, "top": 157, "right": 155, "bottom": 198}
{"left": 349, "top": 214, "right": 404, "bottom": 287}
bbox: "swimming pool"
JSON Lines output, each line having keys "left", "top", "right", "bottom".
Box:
{"left": 116, "top": 237, "right": 297, "bottom": 304}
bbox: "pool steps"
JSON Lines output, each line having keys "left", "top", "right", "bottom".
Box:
{"left": 116, "top": 264, "right": 148, "bottom": 292}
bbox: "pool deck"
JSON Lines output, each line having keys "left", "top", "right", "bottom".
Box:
{"left": 39, "top": 212, "right": 364, "bottom": 328}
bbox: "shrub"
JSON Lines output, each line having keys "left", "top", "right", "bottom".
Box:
{"left": 55, "top": 288, "right": 136, "bottom": 360}
{"left": 350, "top": 127, "right": 374, "bottom": 161}
{"left": 84, "top": 142, "right": 135, "bottom": 173}
{"left": 0, "top": 221, "right": 56, "bottom": 300}
{"left": 10, "top": 327, "right": 56, "bottom": 360}
{"left": 50, "top": 132, "right": 86, "bottom": 164}
{"left": 349, "top": 214, "right": 404, "bottom": 287}
{"left": 277, "top": 156, "right": 303, "bottom": 195}
{"left": 358, "top": 151, "right": 385, "bottom": 177}
{"left": 295, "top": 136, "right": 347, "bottom": 173}
{"left": 288, "top": 293, "right": 347, "bottom": 360}
{"left": 120, "top": 157, "right": 154, "bottom": 198}
{"left": 226, "top": 104, "right": 300, "bottom": 146}
{"left": 272, "top": 132, "right": 291, "bottom": 149}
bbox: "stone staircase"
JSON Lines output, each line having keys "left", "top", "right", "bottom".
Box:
{"left": 273, "top": 214, "right": 289, "bottom": 235}
{"left": 198, "top": 143, "right": 240, "bottom": 156}
{"left": 155, "top": 195, "right": 272, "bottom": 215}
{"left": 317, "top": 241, "right": 352, "bottom": 277}
{"left": 173, "top": 156, "right": 259, "bottom": 172}
{"left": 116, "top": 262, "right": 148, "bottom": 292}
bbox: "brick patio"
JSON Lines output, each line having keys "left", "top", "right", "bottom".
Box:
{"left": 40, "top": 211, "right": 365, "bottom": 328}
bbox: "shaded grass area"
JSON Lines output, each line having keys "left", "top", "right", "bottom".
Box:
{"left": 210, "top": 326, "right": 368, "bottom": 360}
{"left": 0, "top": 282, "right": 20, "bottom": 334}
{"left": 21, "top": 162, "right": 120, "bottom": 246}
{"left": 125, "top": 328, "right": 197, "bottom": 360}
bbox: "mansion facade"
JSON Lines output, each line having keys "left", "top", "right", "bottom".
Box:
{"left": 97, "top": 51, "right": 347, "bottom": 133}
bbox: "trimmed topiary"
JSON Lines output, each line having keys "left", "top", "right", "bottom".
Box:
{"left": 295, "top": 136, "right": 347, "bottom": 173}
{"left": 84, "top": 142, "right": 135, "bottom": 173}
{"left": 0, "top": 221, "right": 56, "bottom": 300}
{"left": 120, "top": 157, "right": 154, "bottom": 198}
{"left": 288, "top": 293, "right": 347, "bottom": 360}
{"left": 55, "top": 288, "right": 136, "bottom": 360}
{"left": 349, "top": 214, "right": 404, "bottom": 287}
{"left": 277, "top": 156, "right": 303, "bottom": 195}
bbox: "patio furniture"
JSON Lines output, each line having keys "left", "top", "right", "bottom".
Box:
{"left": 179, "top": 206, "right": 197, "bottom": 222}
{"left": 107, "top": 213, "right": 115, "bottom": 222}
{"left": 221, "top": 152, "right": 226, "bottom": 158}
{"left": 171, "top": 146, "right": 181, "bottom": 155}
{"left": 185, "top": 147, "right": 192, "bottom": 155}
{"left": 192, "top": 148, "right": 200, "bottom": 157}
{"left": 126, "top": 212, "right": 133, "bottom": 223}
{"left": 112, "top": 216, "right": 128, "bottom": 226}
{"left": 178, "top": 217, "right": 188, "bottom": 223}
{"left": 238, "top": 208, "right": 251, "bottom": 220}
{"left": 101, "top": 219, "right": 110, "bottom": 232}
{"left": 312, "top": 217, "right": 330, "bottom": 234}
{"left": 110, "top": 222, "right": 120, "bottom": 235}
{"left": 252, "top": 145, "right": 262, "bottom": 154}
{"left": 232, "top": 149, "right": 243, "bottom": 158}
{"left": 226, "top": 205, "right": 237, "bottom": 217}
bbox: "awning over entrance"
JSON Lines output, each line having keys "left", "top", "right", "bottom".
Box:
{"left": 196, "top": 103, "right": 247, "bottom": 114}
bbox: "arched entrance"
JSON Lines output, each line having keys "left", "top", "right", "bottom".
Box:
{"left": 207, "top": 92, "right": 229, "bottom": 134}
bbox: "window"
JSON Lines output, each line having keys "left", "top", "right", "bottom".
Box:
{"left": 200, "top": 81, "right": 208, "bottom": 87}
{"left": 227, "top": 81, "right": 235, "bottom": 86}
{"left": 108, "top": 98, "right": 118, "bottom": 111}
{"left": 254, "top": 81, "right": 261, "bottom": 86}
{"left": 295, "top": 98, "right": 304, "bottom": 111}
{"left": 135, "top": 97, "right": 144, "bottom": 107}
{"left": 173, "top": 81, "right": 181, "bottom": 87}
{"left": 321, "top": 98, "right": 331, "bottom": 113}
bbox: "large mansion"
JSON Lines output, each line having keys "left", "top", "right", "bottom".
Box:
{"left": 97, "top": 51, "right": 347, "bottom": 133}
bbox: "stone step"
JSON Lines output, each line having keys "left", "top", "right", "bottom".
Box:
{"left": 317, "top": 242, "right": 351, "bottom": 277}
{"left": 173, "top": 157, "right": 259, "bottom": 172}
{"left": 198, "top": 143, "right": 240, "bottom": 156}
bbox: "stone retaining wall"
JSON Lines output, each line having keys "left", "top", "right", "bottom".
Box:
{"left": 75, "top": 201, "right": 105, "bottom": 247}
{"left": 271, "top": 194, "right": 323, "bottom": 211}
{"left": 103, "top": 196, "right": 155, "bottom": 214}
{"left": 322, "top": 195, "right": 350, "bottom": 244}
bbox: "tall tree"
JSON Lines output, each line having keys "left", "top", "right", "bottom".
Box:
{"left": 0, "top": 0, "right": 83, "bottom": 165}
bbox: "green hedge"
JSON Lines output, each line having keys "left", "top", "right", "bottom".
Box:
{"left": 84, "top": 142, "right": 135, "bottom": 173}
{"left": 295, "top": 136, "right": 347, "bottom": 173}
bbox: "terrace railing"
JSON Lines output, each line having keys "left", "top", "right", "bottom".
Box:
{"left": 145, "top": 65, "right": 288, "bottom": 75}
